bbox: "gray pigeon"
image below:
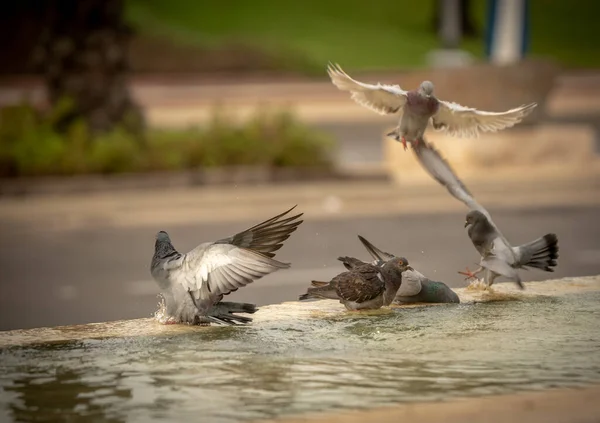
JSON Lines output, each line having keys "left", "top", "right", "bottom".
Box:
{"left": 327, "top": 62, "right": 537, "bottom": 151}
{"left": 151, "top": 206, "right": 303, "bottom": 325}
{"left": 355, "top": 235, "right": 460, "bottom": 304}
{"left": 412, "top": 140, "right": 559, "bottom": 289}
{"left": 298, "top": 256, "right": 412, "bottom": 311}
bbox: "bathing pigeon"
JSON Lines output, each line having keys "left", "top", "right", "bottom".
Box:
{"left": 356, "top": 235, "right": 460, "bottom": 304}
{"left": 299, "top": 256, "right": 412, "bottom": 311}
{"left": 327, "top": 62, "right": 537, "bottom": 151}
{"left": 412, "top": 140, "right": 559, "bottom": 289}
{"left": 151, "top": 206, "right": 303, "bottom": 325}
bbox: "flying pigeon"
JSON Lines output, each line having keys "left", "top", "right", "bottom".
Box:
{"left": 298, "top": 255, "right": 412, "bottom": 311}
{"left": 327, "top": 62, "right": 537, "bottom": 151}
{"left": 151, "top": 206, "right": 303, "bottom": 325}
{"left": 412, "top": 140, "right": 559, "bottom": 289}
{"left": 355, "top": 235, "right": 460, "bottom": 304}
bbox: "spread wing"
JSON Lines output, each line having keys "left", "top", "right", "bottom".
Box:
{"left": 216, "top": 205, "right": 303, "bottom": 257}
{"left": 327, "top": 62, "right": 408, "bottom": 115}
{"left": 432, "top": 101, "right": 536, "bottom": 138}
{"left": 172, "top": 206, "right": 303, "bottom": 299}
{"left": 335, "top": 264, "right": 385, "bottom": 303}
{"left": 412, "top": 141, "right": 517, "bottom": 263}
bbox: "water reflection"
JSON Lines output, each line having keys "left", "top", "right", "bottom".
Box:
{"left": 1, "top": 343, "right": 131, "bottom": 422}
{"left": 0, "top": 289, "right": 599, "bottom": 422}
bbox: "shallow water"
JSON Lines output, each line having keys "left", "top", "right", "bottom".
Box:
{"left": 1, "top": 278, "right": 599, "bottom": 423}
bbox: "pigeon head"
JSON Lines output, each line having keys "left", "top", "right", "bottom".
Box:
{"left": 383, "top": 256, "right": 413, "bottom": 275}
{"left": 464, "top": 210, "right": 486, "bottom": 228}
{"left": 154, "top": 230, "right": 178, "bottom": 258}
{"left": 418, "top": 81, "right": 434, "bottom": 97}
{"left": 156, "top": 231, "right": 171, "bottom": 242}
{"left": 392, "top": 256, "right": 413, "bottom": 272}
{"left": 381, "top": 257, "right": 413, "bottom": 304}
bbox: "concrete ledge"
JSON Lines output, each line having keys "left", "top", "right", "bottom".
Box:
{"left": 257, "top": 385, "right": 600, "bottom": 423}
{"left": 1, "top": 275, "right": 598, "bottom": 348}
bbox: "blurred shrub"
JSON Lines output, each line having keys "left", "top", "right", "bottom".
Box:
{"left": 0, "top": 102, "right": 335, "bottom": 177}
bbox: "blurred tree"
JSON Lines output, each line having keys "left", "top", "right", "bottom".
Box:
{"left": 33, "top": 0, "right": 144, "bottom": 135}
{"left": 433, "top": 0, "right": 478, "bottom": 39}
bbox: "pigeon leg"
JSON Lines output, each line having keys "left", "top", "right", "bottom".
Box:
{"left": 458, "top": 266, "right": 483, "bottom": 280}
{"left": 485, "top": 269, "right": 498, "bottom": 290}
{"left": 399, "top": 136, "right": 409, "bottom": 151}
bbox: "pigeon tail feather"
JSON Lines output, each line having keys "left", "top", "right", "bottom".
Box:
{"left": 208, "top": 301, "right": 258, "bottom": 325}
{"left": 299, "top": 285, "right": 339, "bottom": 301}
{"left": 519, "top": 233, "right": 559, "bottom": 272}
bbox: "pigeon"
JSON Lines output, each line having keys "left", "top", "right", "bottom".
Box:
{"left": 150, "top": 205, "right": 303, "bottom": 325}
{"left": 298, "top": 255, "right": 412, "bottom": 311}
{"left": 412, "top": 140, "right": 559, "bottom": 289}
{"left": 327, "top": 62, "right": 537, "bottom": 151}
{"left": 356, "top": 235, "right": 460, "bottom": 304}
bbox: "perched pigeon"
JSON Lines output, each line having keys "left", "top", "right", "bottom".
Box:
{"left": 412, "top": 140, "right": 559, "bottom": 289}
{"left": 299, "top": 256, "right": 412, "bottom": 311}
{"left": 151, "top": 206, "right": 303, "bottom": 325}
{"left": 356, "top": 235, "right": 460, "bottom": 304}
{"left": 327, "top": 62, "right": 537, "bottom": 151}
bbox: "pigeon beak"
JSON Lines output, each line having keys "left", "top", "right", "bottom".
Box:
{"left": 464, "top": 221, "right": 469, "bottom": 228}
{"left": 406, "top": 265, "right": 414, "bottom": 271}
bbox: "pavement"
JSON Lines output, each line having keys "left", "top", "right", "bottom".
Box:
{"left": 1, "top": 178, "right": 600, "bottom": 332}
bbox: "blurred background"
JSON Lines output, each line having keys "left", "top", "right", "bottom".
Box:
{"left": 0, "top": 0, "right": 599, "bottom": 331}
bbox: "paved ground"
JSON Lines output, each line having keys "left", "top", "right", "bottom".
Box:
{"left": 1, "top": 197, "right": 599, "bottom": 331}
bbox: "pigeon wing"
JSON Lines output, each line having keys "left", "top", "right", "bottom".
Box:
{"left": 216, "top": 205, "right": 303, "bottom": 258}
{"left": 357, "top": 235, "right": 396, "bottom": 265}
{"left": 413, "top": 141, "right": 517, "bottom": 262}
{"left": 335, "top": 265, "right": 385, "bottom": 303}
{"left": 337, "top": 256, "right": 369, "bottom": 271}
{"left": 327, "top": 62, "right": 408, "bottom": 115}
{"left": 481, "top": 237, "right": 523, "bottom": 287}
{"left": 170, "top": 206, "right": 302, "bottom": 300}
{"left": 395, "top": 268, "right": 425, "bottom": 297}
{"left": 172, "top": 243, "right": 290, "bottom": 301}
{"left": 431, "top": 101, "right": 537, "bottom": 138}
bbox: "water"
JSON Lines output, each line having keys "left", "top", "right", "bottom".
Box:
{"left": 0, "top": 277, "right": 599, "bottom": 423}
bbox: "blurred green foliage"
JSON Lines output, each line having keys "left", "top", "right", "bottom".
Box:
{"left": 126, "top": 0, "right": 600, "bottom": 72}
{"left": 0, "top": 102, "right": 334, "bottom": 177}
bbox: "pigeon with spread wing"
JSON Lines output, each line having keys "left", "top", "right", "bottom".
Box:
{"left": 151, "top": 206, "right": 303, "bottom": 325}
{"left": 412, "top": 141, "right": 558, "bottom": 289}
{"left": 327, "top": 62, "right": 536, "bottom": 151}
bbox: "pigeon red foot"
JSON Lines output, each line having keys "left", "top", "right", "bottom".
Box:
{"left": 458, "top": 266, "right": 483, "bottom": 281}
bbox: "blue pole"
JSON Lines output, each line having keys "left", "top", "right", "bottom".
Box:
{"left": 486, "top": 0, "right": 530, "bottom": 64}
